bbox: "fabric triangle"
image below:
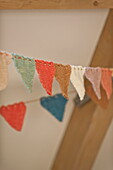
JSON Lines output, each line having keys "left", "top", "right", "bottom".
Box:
{"left": 85, "top": 67, "right": 101, "bottom": 99}
{"left": 101, "top": 68, "right": 112, "bottom": 99}
{"left": 0, "top": 52, "right": 12, "bottom": 91}
{"left": 40, "top": 94, "right": 68, "bottom": 121}
{"left": 86, "top": 85, "right": 109, "bottom": 109}
{"left": 70, "top": 65, "right": 85, "bottom": 100}
{"left": 55, "top": 64, "right": 71, "bottom": 99}
{"left": 0, "top": 102, "right": 26, "bottom": 131}
{"left": 35, "top": 60, "right": 55, "bottom": 95}
{"left": 13, "top": 55, "right": 35, "bottom": 92}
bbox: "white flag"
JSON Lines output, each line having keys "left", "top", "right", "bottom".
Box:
{"left": 70, "top": 66, "right": 85, "bottom": 100}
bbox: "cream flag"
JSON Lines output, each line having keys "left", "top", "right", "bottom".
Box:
{"left": 0, "top": 52, "right": 12, "bottom": 91}
{"left": 70, "top": 66, "right": 85, "bottom": 100}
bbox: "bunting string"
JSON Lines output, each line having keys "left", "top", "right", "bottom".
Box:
{"left": 25, "top": 90, "right": 75, "bottom": 104}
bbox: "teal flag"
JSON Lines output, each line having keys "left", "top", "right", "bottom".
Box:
{"left": 40, "top": 94, "right": 68, "bottom": 121}
{"left": 13, "top": 55, "right": 35, "bottom": 92}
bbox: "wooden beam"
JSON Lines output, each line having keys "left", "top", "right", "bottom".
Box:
{"left": 52, "top": 9, "right": 113, "bottom": 170}
{"left": 0, "top": 0, "right": 113, "bottom": 9}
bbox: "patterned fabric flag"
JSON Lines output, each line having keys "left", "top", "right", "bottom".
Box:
{"left": 85, "top": 67, "right": 101, "bottom": 99}
{"left": 86, "top": 85, "right": 109, "bottom": 109}
{"left": 13, "top": 55, "right": 35, "bottom": 92}
{"left": 101, "top": 68, "right": 112, "bottom": 99}
{"left": 55, "top": 64, "right": 71, "bottom": 99}
{"left": 70, "top": 66, "right": 85, "bottom": 100}
{"left": 0, "top": 52, "right": 12, "bottom": 91}
{"left": 0, "top": 102, "right": 26, "bottom": 131}
{"left": 40, "top": 94, "right": 68, "bottom": 121}
{"left": 35, "top": 60, "right": 55, "bottom": 95}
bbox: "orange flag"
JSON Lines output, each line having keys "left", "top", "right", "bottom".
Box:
{"left": 101, "top": 68, "right": 112, "bottom": 100}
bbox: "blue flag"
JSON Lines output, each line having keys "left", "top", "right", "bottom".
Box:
{"left": 40, "top": 94, "right": 68, "bottom": 121}
{"left": 13, "top": 54, "right": 35, "bottom": 92}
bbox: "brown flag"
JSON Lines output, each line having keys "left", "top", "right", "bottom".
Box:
{"left": 55, "top": 64, "right": 71, "bottom": 99}
{"left": 86, "top": 84, "right": 109, "bottom": 109}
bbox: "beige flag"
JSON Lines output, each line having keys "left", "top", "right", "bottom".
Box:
{"left": 0, "top": 52, "right": 12, "bottom": 91}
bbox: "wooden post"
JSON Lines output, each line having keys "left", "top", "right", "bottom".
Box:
{"left": 52, "top": 9, "right": 113, "bottom": 170}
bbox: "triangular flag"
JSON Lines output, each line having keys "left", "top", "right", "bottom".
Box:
{"left": 0, "top": 102, "right": 26, "bottom": 131}
{"left": 0, "top": 52, "right": 12, "bottom": 91}
{"left": 55, "top": 64, "right": 71, "bottom": 99}
{"left": 85, "top": 67, "right": 101, "bottom": 99}
{"left": 101, "top": 68, "right": 112, "bottom": 99}
{"left": 40, "top": 94, "right": 68, "bottom": 121}
{"left": 13, "top": 55, "right": 35, "bottom": 92}
{"left": 35, "top": 60, "right": 55, "bottom": 95}
{"left": 70, "top": 66, "right": 85, "bottom": 100}
{"left": 86, "top": 85, "right": 109, "bottom": 109}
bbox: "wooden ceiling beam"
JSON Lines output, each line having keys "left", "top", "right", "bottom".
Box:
{"left": 52, "top": 9, "right": 113, "bottom": 170}
{"left": 0, "top": 0, "right": 113, "bottom": 9}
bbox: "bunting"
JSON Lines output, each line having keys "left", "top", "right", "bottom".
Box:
{"left": 0, "top": 50, "right": 113, "bottom": 131}
{"left": 13, "top": 55, "right": 35, "bottom": 92}
{"left": 40, "top": 94, "right": 68, "bottom": 121}
{"left": 70, "top": 66, "right": 85, "bottom": 100}
{"left": 35, "top": 60, "right": 55, "bottom": 95}
{"left": 1, "top": 51, "right": 113, "bottom": 103}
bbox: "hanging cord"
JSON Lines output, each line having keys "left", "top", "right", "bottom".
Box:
{"left": 25, "top": 90, "right": 76, "bottom": 104}
{"left": 1, "top": 50, "right": 113, "bottom": 72}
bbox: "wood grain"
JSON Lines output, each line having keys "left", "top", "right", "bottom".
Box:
{"left": 0, "top": 0, "right": 113, "bottom": 9}
{"left": 52, "top": 9, "right": 113, "bottom": 170}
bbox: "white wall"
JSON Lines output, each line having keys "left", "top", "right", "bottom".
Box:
{"left": 0, "top": 9, "right": 111, "bottom": 170}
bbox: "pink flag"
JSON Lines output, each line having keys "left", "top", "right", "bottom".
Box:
{"left": 85, "top": 67, "right": 101, "bottom": 99}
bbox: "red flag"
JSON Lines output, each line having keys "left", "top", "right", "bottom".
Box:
{"left": 35, "top": 60, "right": 55, "bottom": 95}
{"left": 0, "top": 102, "right": 26, "bottom": 131}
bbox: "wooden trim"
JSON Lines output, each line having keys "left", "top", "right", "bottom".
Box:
{"left": 0, "top": 0, "right": 113, "bottom": 9}
{"left": 52, "top": 9, "right": 113, "bottom": 170}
